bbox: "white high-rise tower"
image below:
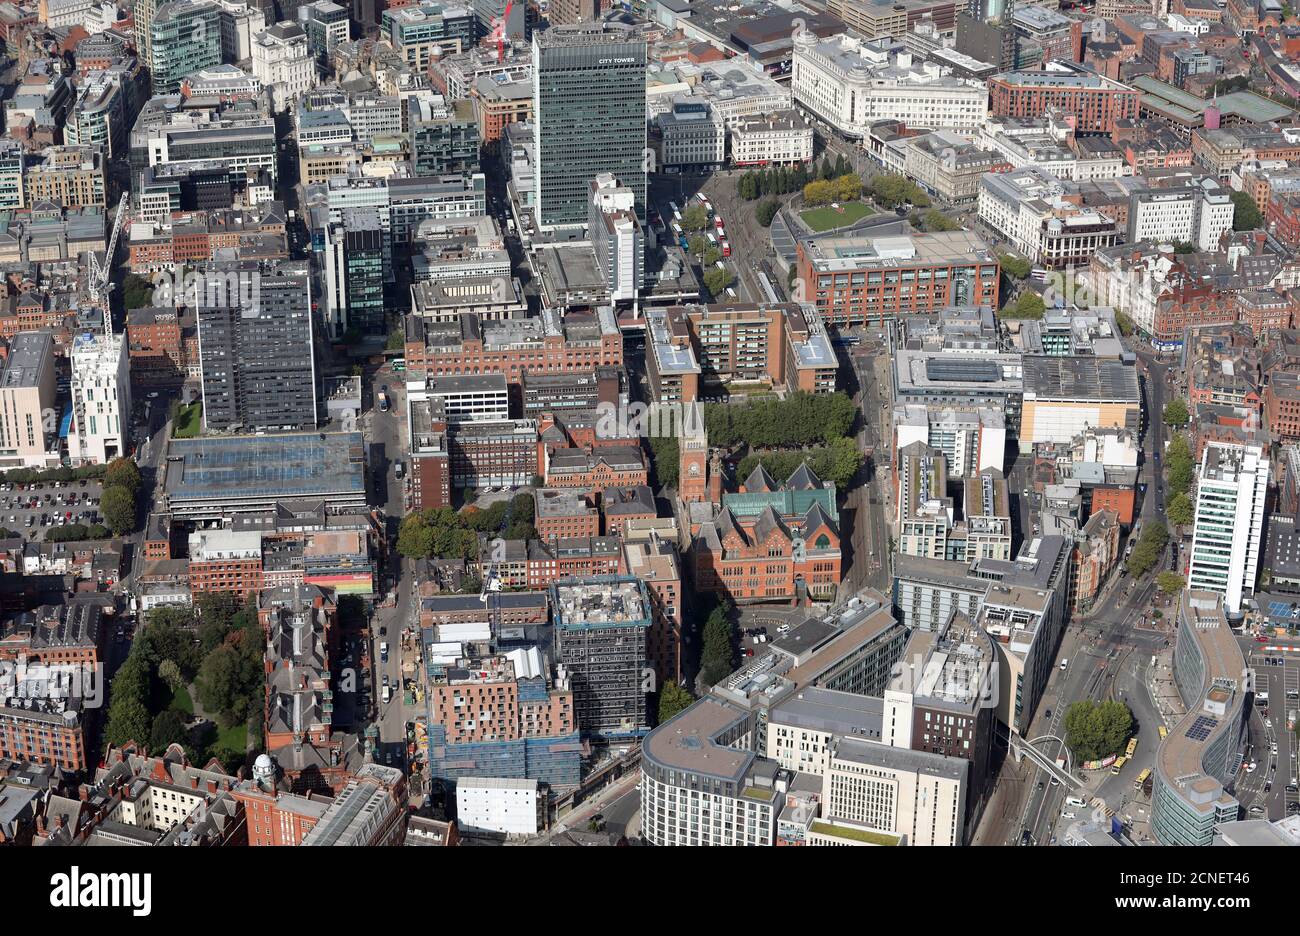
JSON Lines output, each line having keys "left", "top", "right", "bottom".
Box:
{"left": 1187, "top": 442, "right": 1268, "bottom": 616}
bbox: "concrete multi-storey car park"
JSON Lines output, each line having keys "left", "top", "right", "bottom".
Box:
{"left": 162, "top": 432, "right": 368, "bottom": 519}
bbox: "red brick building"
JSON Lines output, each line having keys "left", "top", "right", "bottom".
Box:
{"left": 127, "top": 306, "right": 186, "bottom": 383}
{"left": 795, "top": 229, "right": 1000, "bottom": 327}
{"left": 1089, "top": 485, "right": 1135, "bottom": 526}
{"left": 233, "top": 780, "right": 331, "bottom": 846}
{"left": 692, "top": 503, "right": 841, "bottom": 602}
{"left": 187, "top": 531, "right": 264, "bottom": 599}
{"left": 542, "top": 444, "right": 648, "bottom": 493}
{"left": 404, "top": 309, "right": 623, "bottom": 385}
{"left": 1266, "top": 370, "right": 1300, "bottom": 441}
{"left": 525, "top": 537, "right": 621, "bottom": 588}
{"left": 535, "top": 489, "right": 600, "bottom": 542}
{"left": 602, "top": 485, "right": 657, "bottom": 537}
{"left": 989, "top": 67, "right": 1140, "bottom": 134}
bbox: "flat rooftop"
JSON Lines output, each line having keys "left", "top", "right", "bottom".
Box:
{"left": 641, "top": 696, "right": 753, "bottom": 781}
{"left": 163, "top": 432, "right": 366, "bottom": 503}
{"left": 0, "top": 331, "right": 52, "bottom": 389}
{"left": 1155, "top": 591, "right": 1247, "bottom": 819}
{"left": 1022, "top": 356, "right": 1140, "bottom": 402}
{"left": 768, "top": 686, "right": 884, "bottom": 743}
{"left": 801, "top": 229, "right": 995, "bottom": 273}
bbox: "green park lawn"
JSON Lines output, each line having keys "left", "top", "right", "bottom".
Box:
{"left": 168, "top": 683, "right": 194, "bottom": 716}
{"left": 173, "top": 402, "right": 202, "bottom": 439}
{"left": 800, "top": 201, "right": 875, "bottom": 232}
{"left": 217, "top": 721, "right": 247, "bottom": 753}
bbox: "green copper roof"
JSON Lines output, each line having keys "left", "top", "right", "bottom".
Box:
{"left": 722, "top": 488, "right": 837, "bottom": 523}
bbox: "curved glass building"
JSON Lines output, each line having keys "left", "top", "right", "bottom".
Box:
{"left": 1150, "top": 591, "right": 1250, "bottom": 846}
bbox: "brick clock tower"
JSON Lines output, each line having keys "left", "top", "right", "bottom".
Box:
{"left": 679, "top": 430, "right": 709, "bottom": 502}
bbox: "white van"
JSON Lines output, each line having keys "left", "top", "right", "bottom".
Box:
{"left": 1065, "top": 796, "right": 1086, "bottom": 808}
{"left": 382, "top": 685, "right": 392, "bottom": 704}
{"left": 1061, "top": 811, "right": 1077, "bottom": 820}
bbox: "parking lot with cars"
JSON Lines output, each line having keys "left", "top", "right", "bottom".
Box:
{"left": 0, "top": 479, "right": 105, "bottom": 538}
{"left": 1246, "top": 649, "right": 1300, "bottom": 819}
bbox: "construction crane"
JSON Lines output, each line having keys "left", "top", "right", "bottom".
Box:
{"left": 88, "top": 192, "right": 130, "bottom": 332}
{"left": 495, "top": 0, "right": 514, "bottom": 63}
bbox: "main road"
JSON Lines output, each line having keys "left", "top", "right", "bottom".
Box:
{"left": 979, "top": 353, "right": 1178, "bottom": 845}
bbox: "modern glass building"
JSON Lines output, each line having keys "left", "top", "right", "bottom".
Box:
{"left": 533, "top": 21, "right": 647, "bottom": 230}
{"left": 149, "top": 0, "right": 221, "bottom": 95}
{"left": 341, "top": 210, "right": 386, "bottom": 336}
{"left": 409, "top": 97, "right": 480, "bottom": 176}
{"left": 1150, "top": 591, "right": 1250, "bottom": 846}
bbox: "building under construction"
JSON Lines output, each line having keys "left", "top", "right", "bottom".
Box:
{"left": 551, "top": 575, "right": 651, "bottom": 740}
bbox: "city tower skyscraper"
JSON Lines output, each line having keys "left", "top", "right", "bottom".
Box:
{"left": 532, "top": 20, "right": 647, "bottom": 231}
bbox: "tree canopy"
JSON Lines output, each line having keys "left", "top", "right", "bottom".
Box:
{"left": 1230, "top": 190, "right": 1263, "bottom": 231}
{"left": 699, "top": 600, "right": 736, "bottom": 687}
{"left": 997, "top": 252, "right": 1032, "bottom": 280}
{"left": 705, "top": 392, "right": 854, "bottom": 449}
{"left": 396, "top": 493, "right": 536, "bottom": 559}
{"left": 104, "top": 594, "right": 262, "bottom": 769}
{"left": 867, "top": 174, "right": 929, "bottom": 209}
{"left": 1000, "top": 290, "right": 1046, "bottom": 320}
{"left": 1126, "top": 521, "right": 1170, "bottom": 577}
{"left": 917, "top": 208, "right": 960, "bottom": 232}
{"left": 803, "top": 174, "right": 864, "bottom": 207}
{"left": 735, "top": 438, "right": 862, "bottom": 489}
{"left": 648, "top": 436, "right": 679, "bottom": 489}
{"left": 738, "top": 166, "right": 810, "bottom": 201}
{"left": 657, "top": 682, "right": 694, "bottom": 725}
{"left": 1064, "top": 699, "right": 1134, "bottom": 762}
{"left": 101, "top": 485, "right": 136, "bottom": 536}
{"left": 703, "top": 267, "right": 735, "bottom": 296}
{"left": 682, "top": 204, "right": 710, "bottom": 232}
{"left": 104, "top": 457, "right": 142, "bottom": 494}
{"left": 1165, "top": 434, "right": 1194, "bottom": 499}
{"left": 1162, "top": 397, "right": 1190, "bottom": 428}
{"left": 1166, "top": 491, "right": 1194, "bottom": 528}
{"left": 1157, "top": 571, "right": 1186, "bottom": 595}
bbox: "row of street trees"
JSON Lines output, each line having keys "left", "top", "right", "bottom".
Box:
{"left": 803, "top": 174, "right": 863, "bottom": 208}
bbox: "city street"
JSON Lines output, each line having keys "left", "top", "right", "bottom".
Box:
{"left": 838, "top": 334, "right": 892, "bottom": 597}
{"left": 358, "top": 363, "right": 420, "bottom": 765}
{"left": 980, "top": 570, "right": 1166, "bottom": 846}
{"left": 699, "top": 170, "right": 782, "bottom": 304}
{"left": 977, "top": 335, "right": 1180, "bottom": 849}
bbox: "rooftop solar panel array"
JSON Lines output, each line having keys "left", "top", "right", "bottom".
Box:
{"left": 1185, "top": 714, "right": 1218, "bottom": 742}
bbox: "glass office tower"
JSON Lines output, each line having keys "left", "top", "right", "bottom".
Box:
{"left": 533, "top": 21, "right": 647, "bottom": 230}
